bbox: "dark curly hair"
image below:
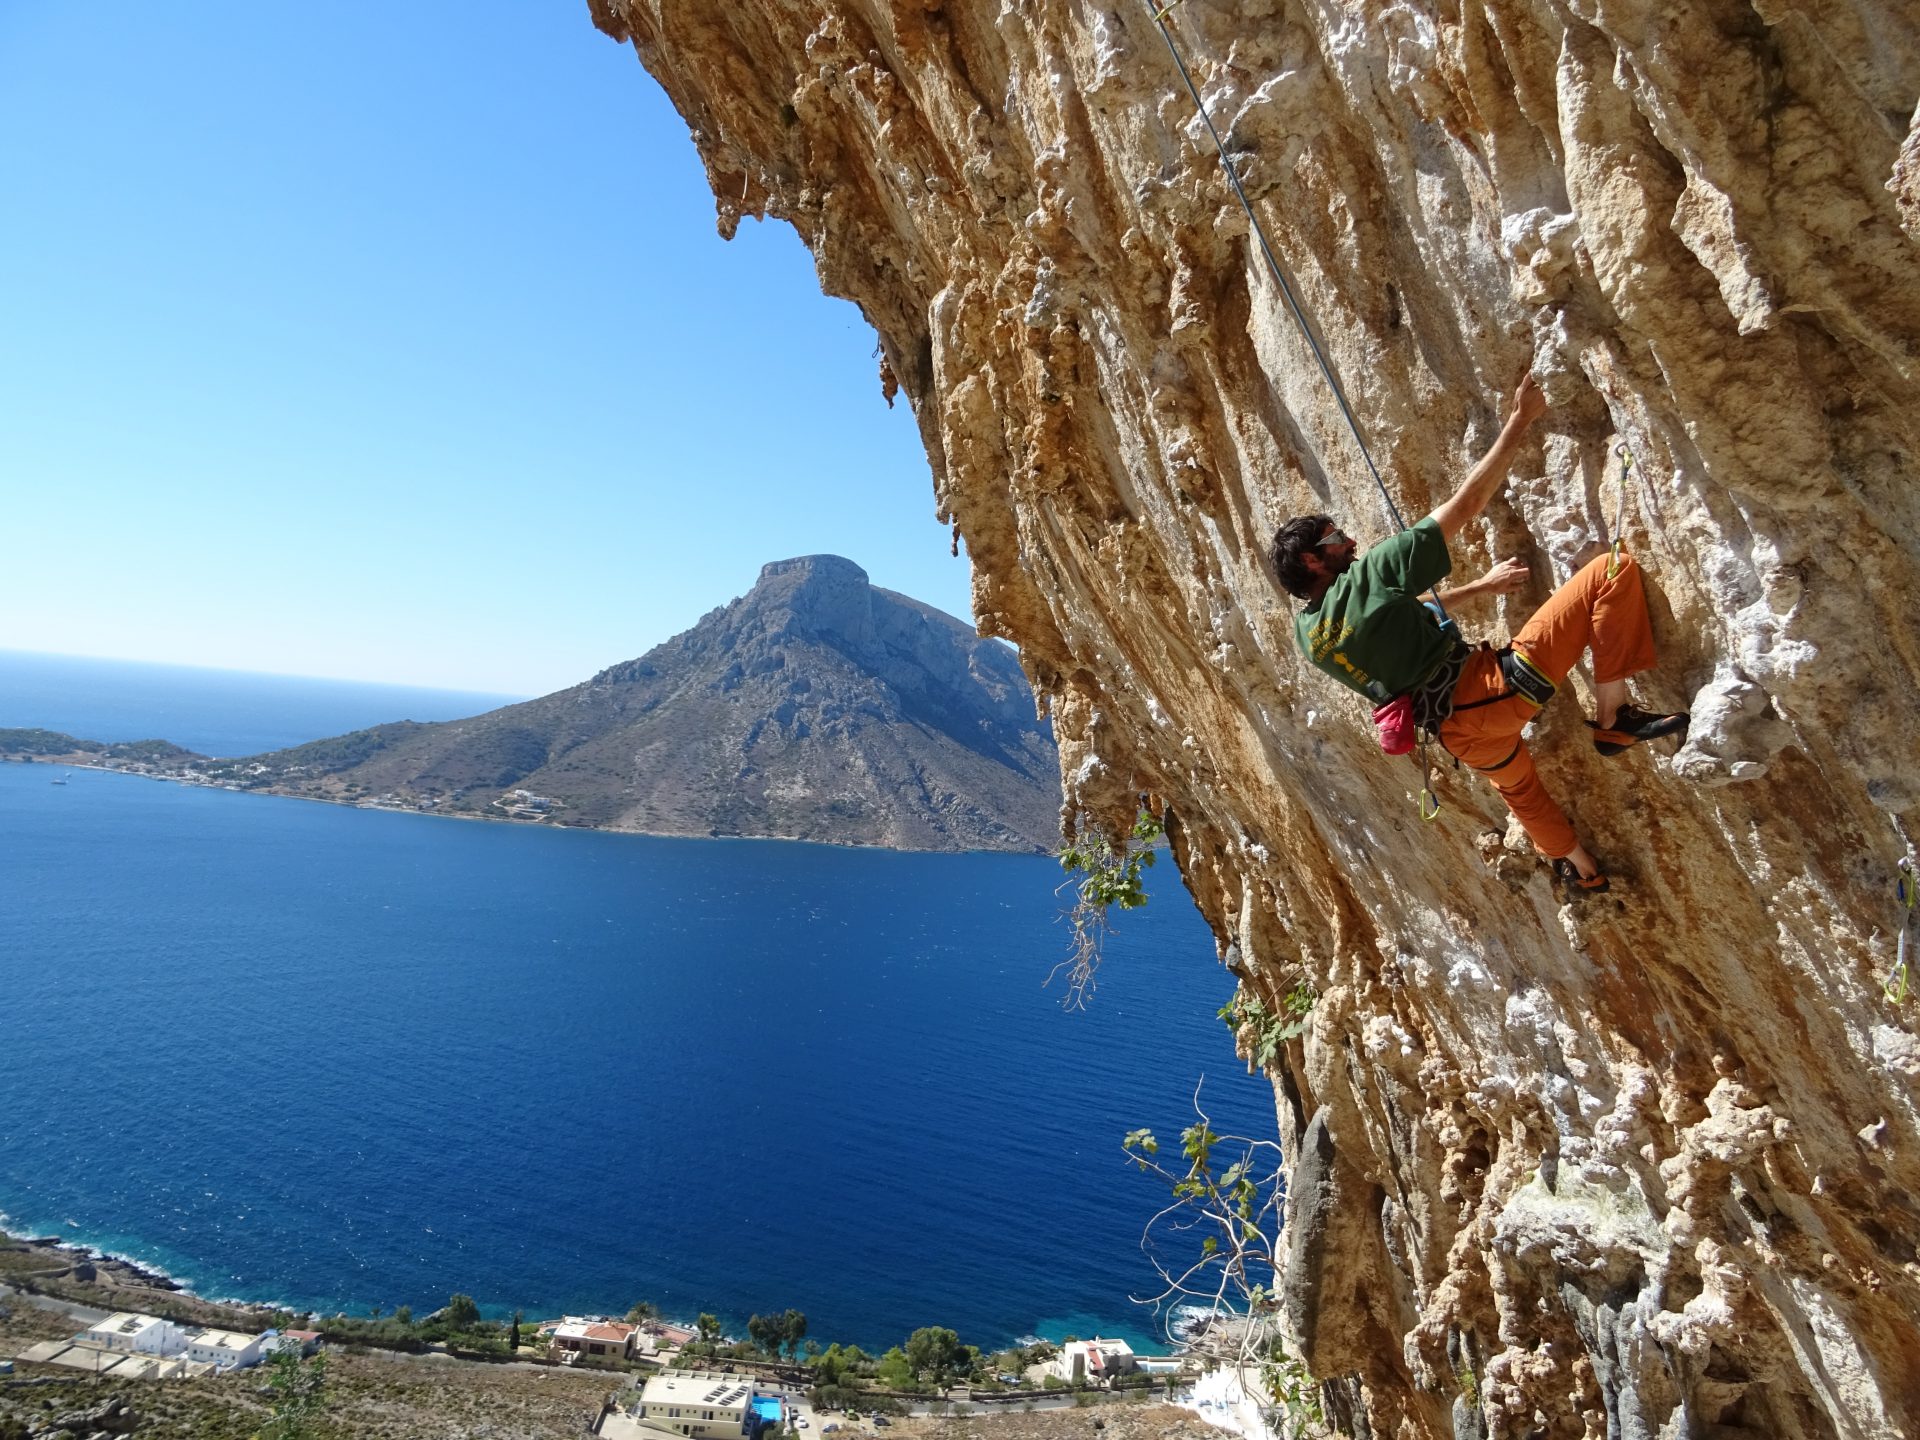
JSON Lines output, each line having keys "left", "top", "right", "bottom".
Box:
{"left": 1271, "top": 514, "right": 1333, "bottom": 599}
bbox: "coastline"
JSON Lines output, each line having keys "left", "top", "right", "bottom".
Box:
{"left": 3, "top": 755, "right": 1049, "bottom": 857}
{"left": 0, "top": 1213, "right": 1186, "bottom": 1361}
{"left": 0, "top": 1228, "right": 184, "bottom": 1294}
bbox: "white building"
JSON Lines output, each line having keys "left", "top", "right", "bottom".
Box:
{"left": 187, "top": 1328, "right": 268, "bottom": 1370}
{"left": 1051, "top": 1337, "right": 1138, "bottom": 1386}
{"left": 85, "top": 1313, "right": 188, "bottom": 1358}
{"left": 636, "top": 1371, "right": 756, "bottom": 1439}
{"left": 550, "top": 1318, "right": 639, "bottom": 1361}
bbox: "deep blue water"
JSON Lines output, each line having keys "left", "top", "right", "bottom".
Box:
{"left": 0, "top": 663, "right": 1272, "bottom": 1354}
{"left": 0, "top": 650, "right": 518, "bottom": 757}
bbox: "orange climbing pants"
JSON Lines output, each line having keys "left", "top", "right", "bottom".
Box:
{"left": 1437, "top": 553, "right": 1659, "bottom": 858}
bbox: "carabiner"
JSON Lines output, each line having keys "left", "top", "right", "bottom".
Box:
{"left": 1608, "top": 444, "right": 1635, "bottom": 580}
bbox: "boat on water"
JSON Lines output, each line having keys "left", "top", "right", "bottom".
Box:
{"left": 50, "top": 773, "right": 71, "bottom": 786}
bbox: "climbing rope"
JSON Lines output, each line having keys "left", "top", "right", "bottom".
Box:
{"left": 1144, "top": 3, "right": 1438, "bottom": 609}
{"left": 1888, "top": 858, "right": 1916, "bottom": 1005}
{"left": 1608, "top": 443, "right": 1636, "bottom": 578}
{"left": 1147, "top": 2, "right": 1466, "bottom": 817}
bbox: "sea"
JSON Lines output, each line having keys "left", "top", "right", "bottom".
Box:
{"left": 0, "top": 651, "right": 1275, "bottom": 1354}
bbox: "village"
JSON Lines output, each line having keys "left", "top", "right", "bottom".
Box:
{"left": 1, "top": 1236, "right": 1271, "bottom": 1440}
{"left": 9, "top": 1298, "right": 1188, "bottom": 1397}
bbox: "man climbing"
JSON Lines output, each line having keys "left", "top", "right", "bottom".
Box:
{"left": 1271, "top": 373, "right": 1688, "bottom": 891}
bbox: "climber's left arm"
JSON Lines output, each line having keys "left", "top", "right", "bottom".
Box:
{"left": 1441, "top": 557, "right": 1530, "bottom": 606}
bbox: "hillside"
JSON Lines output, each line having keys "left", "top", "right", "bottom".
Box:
{"left": 215, "top": 556, "right": 1060, "bottom": 853}
{"left": 593, "top": 4, "right": 1920, "bottom": 1436}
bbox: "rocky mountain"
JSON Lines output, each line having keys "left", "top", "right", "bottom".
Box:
{"left": 592, "top": 4, "right": 1920, "bottom": 1436}
{"left": 218, "top": 556, "right": 1059, "bottom": 853}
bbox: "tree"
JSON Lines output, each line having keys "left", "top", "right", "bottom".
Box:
{"left": 696, "top": 1313, "right": 723, "bottom": 1345}
{"left": 781, "top": 1309, "right": 808, "bottom": 1362}
{"left": 904, "top": 1327, "right": 964, "bottom": 1385}
{"left": 1122, "top": 1090, "right": 1317, "bottom": 1432}
{"left": 626, "top": 1300, "right": 659, "bottom": 1323}
{"left": 445, "top": 1294, "right": 482, "bottom": 1330}
{"left": 393, "top": 1305, "right": 413, "bottom": 1327}
{"left": 510, "top": 1309, "right": 524, "bottom": 1350}
{"left": 748, "top": 1313, "right": 777, "bottom": 1357}
{"left": 264, "top": 1343, "right": 329, "bottom": 1439}
{"left": 876, "top": 1347, "right": 913, "bottom": 1388}
{"left": 812, "top": 1343, "right": 849, "bottom": 1387}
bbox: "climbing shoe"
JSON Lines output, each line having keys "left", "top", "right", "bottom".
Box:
{"left": 1553, "top": 858, "right": 1611, "bottom": 894}
{"left": 1588, "top": 704, "right": 1689, "bottom": 756}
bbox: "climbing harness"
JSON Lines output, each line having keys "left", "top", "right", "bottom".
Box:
{"left": 1888, "top": 858, "right": 1916, "bottom": 1005}
{"left": 1406, "top": 640, "right": 1471, "bottom": 818}
{"left": 1608, "top": 443, "right": 1635, "bottom": 578}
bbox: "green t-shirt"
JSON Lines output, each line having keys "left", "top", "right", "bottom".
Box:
{"left": 1293, "top": 517, "right": 1453, "bottom": 703}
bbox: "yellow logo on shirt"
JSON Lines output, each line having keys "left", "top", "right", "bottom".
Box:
{"left": 1305, "top": 615, "right": 1372, "bottom": 690}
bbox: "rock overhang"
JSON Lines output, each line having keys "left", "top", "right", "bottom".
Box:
{"left": 589, "top": 2, "right": 1920, "bottom": 1434}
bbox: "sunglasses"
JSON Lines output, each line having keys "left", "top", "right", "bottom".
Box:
{"left": 1316, "top": 528, "right": 1350, "bottom": 548}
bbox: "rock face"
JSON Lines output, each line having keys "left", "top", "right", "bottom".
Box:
{"left": 588, "top": 3, "right": 1920, "bottom": 1435}
{"left": 235, "top": 555, "right": 1060, "bottom": 851}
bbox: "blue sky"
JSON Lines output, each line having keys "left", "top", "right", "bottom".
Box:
{"left": 1, "top": 3, "right": 968, "bottom": 695}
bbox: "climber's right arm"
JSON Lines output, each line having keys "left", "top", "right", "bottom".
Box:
{"left": 1429, "top": 373, "right": 1547, "bottom": 544}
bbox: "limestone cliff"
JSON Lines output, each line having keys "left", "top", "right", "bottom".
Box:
{"left": 586, "top": 3, "right": 1920, "bottom": 1435}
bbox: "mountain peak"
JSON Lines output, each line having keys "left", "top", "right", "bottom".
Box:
{"left": 744, "top": 554, "right": 884, "bottom": 650}
{"left": 755, "top": 554, "right": 870, "bottom": 587}
{"left": 227, "top": 559, "right": 1059, "bottom": 852}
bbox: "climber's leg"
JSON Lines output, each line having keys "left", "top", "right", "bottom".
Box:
{"left": 1510, "top": 552, "right": 1685, "bottom": 750}
{"left": 1439, "top": 663, "right": 1582, "bottom": 861}
{"left": 1509, "top": 552, "right": 1658, "bottom": 703}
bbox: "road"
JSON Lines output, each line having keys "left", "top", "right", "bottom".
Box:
{"left": 0, "top": 1282, "right": 110, "bottom": 1327}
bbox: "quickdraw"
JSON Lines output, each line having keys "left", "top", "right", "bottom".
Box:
{"left": 1417, "top": 740, "right": 1441, "bottom": 822}
{"left": 1888, "top": 858, "right": 1916, "bottom": 1005}
{"left": 1609, "top": 443, "right": 1635, "bottom": 579}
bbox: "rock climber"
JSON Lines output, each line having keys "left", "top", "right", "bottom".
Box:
{"left": 1271, "top": 373, "right": 1688, "bottom": 891}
